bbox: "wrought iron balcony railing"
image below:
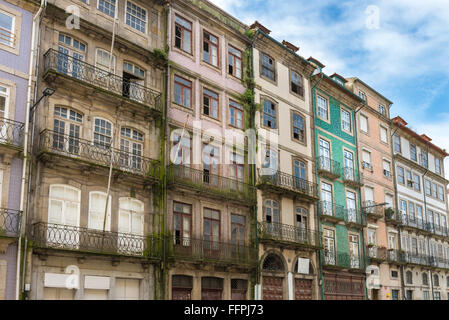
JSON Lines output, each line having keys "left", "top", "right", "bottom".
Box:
{"left": 32, "top": 222, "right": 161, "bottom": 258}
{"left": 167, "top": 164, "right": 256, "bottom": 204}
{"left": 345, "top": 208, "right": 367, "bottom": 226}
{"left": 402, "top": 251, "right": 434, "bottom": 267}
{"left": 317, "top": 156, "right": 341, "bottom": 179}
{"left": 432, "top": 224, "right": 449, "bottom": 237}
{"left": 168, "top": 236, "right": 257, "bottom": 267}
{"left": 43, "top": 49, "right": 162, "bottom": 112}
{"left": 386, "top": 249, "right": 406, "bottom": 264}
{"left": 323, "top": 251, "right": 365, "bottom": 270}
{"left": 258, "top": 222, "right": 321, "bottom": 248}
{"left": 400, "top": 215, "right": 429, "bottom": 232}
{"left": 385, "top": 209, "right": 402, "bottom": 225}
{"left": 0, "top": 118, "right": 25, "bottom": 149}
{"left": 318, "top": 201, "right": 346, "bottom": 221}
{"left": 40, "top": 130, "right": 160, "bottom": 180}
{"left": 367, "top": 246, "right": 387, "bottom": 261}
{"left": 342, "top": 167, "right": 363, "bottom": 186}
{"left": 362, "top": 201, "right": 384, "bottom": 219}
{"left": 0, "top": 208, "right": 22, "bottom": 237}
{"left": 257, "top": 169, "right": 318, "bottom": 199}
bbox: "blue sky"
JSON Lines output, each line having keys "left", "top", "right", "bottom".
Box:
{"left": 210, "top": 0, "right": 449, "bottom": 177}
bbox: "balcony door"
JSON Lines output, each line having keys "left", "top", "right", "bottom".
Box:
{"left": 203, "top": 208, "right": 220, "bottom": 255}
{"left": 349, "top": 234, "right": 360, "bottom": 268}
{"left": 231, "top": 214, "right": 245, "bottom": 257}
{"left": 53, "top": 107, "right": 83, "bottom": 155}
{"left": 118, "top": 198, "right": 145, "bottom": 256}
{"left": 0, "top": 85, "right": 9, "bottom": 142}
{"left": 57, "top": 34, "right": 86, "bottom": 79}
{"left": 346, "top": 191, "right": 357, "bottom": 223}
{"left": 295, "top": 207, "right": 308, "bottom": 242}
{"left": 203, "top": 144, "right": 219, "bottom": 186}
{"left": 293, "top": 159, "right": 307, "bottom": 190}
{"left": 323, "top": 229, "right": 335, "bottom": 265}
{"left": 123, "top": 62, "right": 145, "bottom": 103}
{"left": 321, "top": 182, "right": 333, "bottom": 216}
{"left": 229, "top": 153, "right": 244, "bottom": 192}
{"left": 173, "top": 202, "right": 192, "bottom": 249}
{"left": 344, "top": 150, "right": 354, "bottom": 180}
{"left": 47, "top": 185, "right": 81, "bottom": 249}
{"left": 319, "top": 139, "right": 331, "bottom": 170}
{"left": 265, "top": 199, "right": 280, "bottom": 236}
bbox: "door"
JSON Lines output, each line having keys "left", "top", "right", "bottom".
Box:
{"left": 293, "top": 159, "right": 307, "bottom": 190}
{"left": 349, "top": 235, "right": 360, "bottom": 268}
{"left": 346, "top": 191, "right": 357, "bottom": 223}
{"left": 319, "top": 139, "right": 331, "bottom": 170}
{"left": 321, "top": 182, "right": 333, "bottom": 216}
{"left": 0, "top": 85, "right": 9, "bottom": 142}
{"left": 263, "top": 277, "right": 283, "bottom": 300}
{"left": 118, "top": 198, "right": 145, "bottom": 256}
{"left": 323, "top": 229, "right": 335, "bottom": 265}
{"left": 295, "top": 279, "right": 313, "bottom": 300}
{"left": 172, "top": 288, "right": 192, "bottom": 300}
{"left": 344, "top": 150, "right": 354, "bottom": 180}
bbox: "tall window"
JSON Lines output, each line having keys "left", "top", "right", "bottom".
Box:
{"left": 362, "top": 150, "right": 371, "bottom": 169}
{"left": 98, "top": 0, "right": 117, "bottom": 17}
{"left": 378, "top": 104, "right": 386, "bottom": 115}
{"left": 88, "top": 192, "right": 111, "bottom": 231}
{"left": 397, "top": 166, "right": 405, "bottom": 184}
{"left": 120, "top": 127, "right": 143, "bottom": 170}
{"left": 358, "top": 90, "right": 366, "bottom": 101}
{"left": 264, "top": 199, "right": 279, "bottom": 224}
{"left": 437, "top": 185, "right": 445, "bottom": 202}
{"left": 123, "top": 61, "right": 145, "bottom": 102}
{"left": 435, "top": 158, "right": 442, "bottom": 175}
{"left": 203, "top": 208, "right": 220, "bottom": 249}
{"left": 406, "top": 170, "right": 413, "bottom": 188}
{"left": 296, "top": 207, "right": 308, "bottom": 229}
{"left": 203, "top": 88, "right": 219, "bottom": 119}
{"left": 343, "top": 150, "right": 355, "bottom": 180}
{"left": 292, "top": 113, "right": 305, "bottom": 142}
{"left": 231, "top": 214, "right": 245, "bottom": 248}
{"left": 323, "top": 229, "right": 335, "bottom": 264}
{"left": 317, "top": 95, "right": 328, "bottom": 120}
{"left": 432, "top": 182, "right": 438, "bottom": 198}
{"left": 172, "top": 132, "right": 191, "bottom": 165}
{"left": 203, "top": 144, "right": 219, "bottom": 185}
{"left": 118, "top": 198, "right": 145, "bottom": 254}
{"left": 48, "top": 185, "right": 80, "bottom": 227}
{"left": 421, "top": 152, "right": 428, "bottom": 168}
{"left": 174, "top": 75, "right": 192, "bottom": 108}
{"left": 95, "top": 48, "right": 116, "bottom": 78}
{"left": 341, "top": 109, "right": 352, "bottom": 132}
{"left": 93, "top": 118, "right": 112, "bottom": 149}
{"left": 422, "top": 273, "right": 429, "bottom": 286}
{"left": 290, "top": 71, "right": 304, "bottom": 97}
{"left": 393, "top": 134, "right": 401, "bottom": 153}
{"left": 263, "top": 99, "right": 277, "bottom": 129}
{"left": 410, "top": 144, "right": 417, "bottom": 162}
{"left": 293, "top": 159, "right": 306, "bottom": 182}
{"left": 174, "top": 15, "right": 192, "bottom": 54}
{"left": 229, "top": 100, "right": 243, "bottom": 129}
{"left": 173, "top": 202, "right": 191, "bottom": 246}
{"left": 425, "top": 179, "right": 431, "bottom": 196}
{"left": 230, "top": 153, "right": 244, "bottom": 191}
{"left": 413, "top": 173, "right": 421, "bottom": 192}
{"left": 319, "top": 139, "right": 331, "bottom": 170}
{"left": 406, "top": 271, "right": 413, "bottom": 284}
{"left": 260, "top": 53, "right": 275, "bottom": 81}
{"left": 321, "top": 182, "right": 333, "bottom": 215}
{"left": 126, "top": 1, "right": 147, "bottom": 33}
{"left": 349, "top": 234, "right": 360, "bottom": 268}
{"left": 57, "top": 34, "right": 86, "bottom": 78}
{"left": 380, "top": 126, "right": 388, "bottom": 143}
{"left": 228, "top": 45, "right": 242, "bottom": 78}
{"left": 0, "top": 10, "right": 15, "bottom": 47}
{"left": 346, "top": 191, "right": 357, "bottom": 223}
{"left": 383, "top": 160, "right": 391, "bottom": 177}
{"left": 360, "top": 115, "right": 368, "bottom": 133}
{"left": 0, "top": 85, "right": 9, "bottom": 119}
{"left": 53, "top": 107, "right": 83, "bottom": 154}
{"left": 203, "top": 31, "right": 219, "bottom": 67}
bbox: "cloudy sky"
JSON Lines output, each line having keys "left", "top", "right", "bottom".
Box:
{"left": 210, "top": 0, "right": 449, "bottom": 177}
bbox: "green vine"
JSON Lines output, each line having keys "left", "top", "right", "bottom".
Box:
{"left": 152, "top": 48, "right": 168, "bottom": 67}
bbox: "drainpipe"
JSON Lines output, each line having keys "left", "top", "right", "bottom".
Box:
{"left": 15, "top": 0, "right": 46, "bottom": 301}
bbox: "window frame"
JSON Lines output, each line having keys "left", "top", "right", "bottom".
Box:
{"left": 227, "top": 44, "right": 242, "bottom": 79}
{"left": 340, "top": 107, "right": 352, "bottom": 134}
{"left": 97, "top": 0, "right": 117, "bottom": 18}
{"left": 174, "top": 14, "right": 193, "bottom": 55}
{"left": 289, "top": 69, "right": 304, "bottom": 98}
{"left": 202, "top": 29, "right": 220, "bottom": 68}
{"left": 202, "top": 87, "right": 219, "bottom": 120}
{"left": 261, "top": 97, "right": 278, "bottom": 130}
{"left": 291, "top": 110, "right": 306, "bottom": 144}
{"left": 125, "top": 0, "right": 148, "bottom": 34}
{"left": 260, "top": 52, "right": 276, "bottom": 83}
{"left": 173, "top": 74, "right": 193, "bottom": 109}
{"left": 316, "top": 94, "right": 329, "bottom": 122}
{"left": 228, "top": 99, "right": 244, "bottom": 129}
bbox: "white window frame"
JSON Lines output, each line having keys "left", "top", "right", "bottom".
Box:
{"left": 88, "top": 191, "right": 112, "bottom": 231}
{"left": 125, "top": 0, "right": 148, "bottom": 34}
{"left": 97, "top": 0, "right": 117, "bottom": 18}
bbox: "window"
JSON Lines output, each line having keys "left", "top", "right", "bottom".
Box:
{"left": 88, "top": 192, "right": 111, "bottom": 231}
{"left": 231, "top": 214, "right": 245, "bottom": 248}
{"left": 383, "top": 160, "right": 391, "bottom": 177}
{"left": 408, "top": 202, "right": 415, "bottom": 221}
{"left": 173, "top": 202, "right": 191, "bottom": 246}
{"left": 397, "top": 166, "right": 405, "bottom": 184}
{"left": 425, "top": 179, "right": 431, "bottom": 196}
{"left": 116, "top": 279, "right": 140, "bottom": 300}
{"left": 57, "top": 34, "right": 86, "bottom": 78}
{"left": 262, "top": 147, "right": 278, "bottom": 171}
{"left": 391, "top": 289, "right": 399, "bottom": 300}
{"left": 323, "top": 229, "right": 335, "bottom": 264}
{"left": 48, "top": 185, "right": 81, "bottom": 227}
{"left": 203, "top": 208, "right": 220, "bottom": 248}
{"left": 434, "top": 275, "right": 440, "bottom": 287}
{"left": 230, "top": 153, "right": 244, "bottom": 191}
{"left": 126, "top": 1, "right": 147, "bottom": 33}
{"left": 0, "top": 85, "right": 9, "bottom": 119}
{"left": 229, "top": 100, "right": 243, "bottom": 129}
{"left": 435, "top": 158, "right": 442, "bottom": 175}
{"left": 432, "top": 182, "right": 438, "bottom": 198}
{"left": 380, "top": 126, "right": 388, "bottom": 143}
{"left": 203, "top": 31, "right": 219, "bottom": 67}
{"left": 0, "top": 10, "right": 15, "bottom": 47}
{"left": 93, "top": 118, "right": 112, "bottom": 149}
{"left": 343, "top": 150, "right": 355, "bottom": 179}
{"left": 264, "top": 199, "right": 279, "bottom": 224}
{"left": 174, "top": 75, "right": 192, "bottom": 108}
{"left": 434, "top": 291, "right": 441, "bottom": 300}
{"left": 98, "top": 0, "right": 116, "bottom": 18}
{"left": 296, "top": 207, "right": 308, "bottom": 229}
{"left": 406, "top": 170, "right": 413, "bottom": 188}
{"left": 406, "top": 271, "right": 413, "bottom": 284}
{"left": 378, "top": 104, "right": 386, "bottom": 115}
{"left": 172, "top": 275, "right": 193, "bottom": 300}
{"left": 96, "top": 49, "right": 116, "bottom": 76}
{"left": 174, "top": 15, "right": 192, "bottom": 54}
{"left": 391, "top": 270, "right": 398, "bottom": 278}
{"left": 290, "top": 71, "right": 304, "bottom": 97}
{"left": 203, "top": 88, "right": 219, "bottom": 119}
{"left": 293, "top": 159, "right": 307, "bottom": 182}
{"left": 438, "top": 185, "right": 445, "bottom": 202}
{"left": 406, "top": 290, "right": 413, "bottom": 300}
{"left": 410, "top": 144, "right": 417, "bottom": 162}
{"left": 203, "top": 144, "right": 219, "bottom": 185}
{"left": 228, "top": 45, "right": 242, "bottom": 78}
{"left": 341, "top": 109, "right": 352, "bottom": 132}
{"left": 393, "top": 134, "right": 401, "bottom": 153}
{"left": 118, "top": 198, "right": 145, "bottom": 254}
{"left": 292, "top": 113, "right": 305, "bottom": 142}
{"left": 360, "top": 115, "right": 368, "bottom": 133}
{"left": 321, "top": 182, "right": 333, "bottom": 215}
{"left": 260, "top": 53, "right": 275, "bottom": 81}
{"left": 123, "top": 61, "right": 145, "bottom": 102}
{"left": 53, "top": 107, "right": 83, "bottom": 154}
{"left": 362, "top": 150, "right": 372, "bottom": 169}
{"left": 348, "top": 234, "right": 360, "bottom": 268}
{"left": 317, "top": 95, "right": 328, "bottom": 120}
{"left": 421, "top": 152, "right": 428, "bottom": 168}
{"left": 231, "top": 279, "right": 247, "bottom": 300}
{"left": 358, "top": 90, "right": 366, "bottom": 101}
{"left": 263, "top": 99, "right": 277, "bottom": 129}
{"left": 120, "top": 127, "right": 143, "bottom": 170}
{"left": 201, "top": 277, "right": 223, "bottom": 300}
{"left": 346, "top": 191, "right": 357, "bottom": 223}
{"left": 423, "top": 291, "right": 430, "bottom": 300}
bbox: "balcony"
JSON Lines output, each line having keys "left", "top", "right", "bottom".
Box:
{"left": 39, "top": 130, "right": 160, "bottom": 183}
{"left": 43, "top": 49, "right": 161, "bottom": 114}
{"left": 432, "top": 224, "right": 449, "bottom": 238}
{"left": 384, "top": 209, "right": 402, "bottom": 226}
{"left": 434, "top": 257, "right": 449, "bottom": 270}
{"left": 257, "top": 169, "right": 319, "bottom": 201}
{"left": 362, "top": 201, "right": 384, "bottom": 220}
{"left": 367, "top": 246, "right": 387, "bottom": 263}
{"left": 168, "top": 236, "right": 257, "bottom": 268}
{"left": 0, "top": 118, "right": 25, "bottom": 151}
{"left": 402, "top": 251, "right": 433, "bottom": 267}
{"left": 323, "top": 251, "right": 365, "bottom": 271}
{"left": 345, "top": 208, "right": 367, "bottom": 229}
{"left": 0, "top": 209, "right": 22, "bottom": 238}
{"left": 342, "top": 167, "right": 363, "bottom": 188}
{"left": 31, "top": 222, "right": 161, "bottom": 259}
{"left": 317, "top": 156, "right": 341, "bottom": 180}
{"left": 258, "top": 222, "right": 322, "bottom": 249}
{"left": 386, "top": 249, "right": 406, "bottom": 265}
{"left": 167, "top": 165, "right": 256, "bottom": 205}
{"left": 318, "top": 201, "right": 346, "bottom": 223}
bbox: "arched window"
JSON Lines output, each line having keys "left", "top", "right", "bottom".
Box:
{"left": 406, "top": 271, "right": 413, "bottom": 284}
{"left": 422, "top": 273, "right": 429, "bottom": 286}
{"left": 53, "top": 106, "right": 83, "bottom": 154}
{"left": 57, "top": 33, "right": 86, "bottom": 78}
{"left": 118, "top": 197, "right": 145, "bottom": 255}
{"left": 120, "top": 127, "right": 144, "bottom": 170}
{"left": 93, "top": 118, "right": 113, "bottom": 149}
{"left": 88, "top": 191, "right": 111, "bottom": 231}
{"left": 433, "top": 274, "right": 439, "bottom": 287}
{"left": 262, "top": 254, "right": 284, "bottom": 272}
{"left": 48, "top": 184, "right": 80, "bottom": 227}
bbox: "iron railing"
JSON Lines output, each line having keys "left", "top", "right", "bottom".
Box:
{"left": 43, "top": 49, "right": 162, "bottom": 112}
{"left": 0, "top": 118, "right": 25, "bottom": 148}
{"left": 0, "top": 208, "right": 22, "bottom": 237}
{"left": 258, "top": 169, "right": 318, "bottom": 199}
{"left": 323, "top": 251, "right": 365, "bottom": 270}
{"left": 40, "top": 130, "right": 160, "bottom": 180}
{"left": 362, "top": 201, "right": 384, "bottom": 219}
{"left": 167, "top": 164, "right": 256, "bottom": 203}
{"left": 432, "top": 224, "right": 449, "bottom": 237}
{"left": 317, "top": 156, "right": 341, "bottom": 178}
{"left": 342, "top": 167, "right": 363, "bottom": 186}
{"left": 318, "top": 201, "right": 346, "bottom": 221}
{"left": 32, "top": 222, "right": 161, "bottom": 258}
{"left": 168, "top": 236, "right": 257, "bottom": 266}
{"left": 385, "top": 209, "right": 402, "bottom": 225}
{"left": 345, "top": 208, "right": 367, "bottom": 226}
{"left": 258, "top": 222, "right": 321, "bottom": 248}
{"left": 400, "top": 215, "right": 429, "bottom": 232}
{"left": 367, "top": 246, "right": 387, "bottom": 261}
{"left": 386, "top": 249, "right": 406, "bottom": 264}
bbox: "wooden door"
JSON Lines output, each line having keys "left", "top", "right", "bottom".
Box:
{"left": 295, "top": 279, "right": 313, "bottom": 300}
{"left": 263, "top": 277, "right": 283, "bottom": 300}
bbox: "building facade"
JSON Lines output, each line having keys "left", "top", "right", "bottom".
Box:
{"left": 25, "top": 0, "right": 166, "bottom": 300}
{"left": 311, "top": 67, "right": 367, "bottom": 300}
{"left": 392, "top": 116, "right": 449, "bottom": 300}
{"left": 345, "top": 77, "right": 400, "bottom": 300}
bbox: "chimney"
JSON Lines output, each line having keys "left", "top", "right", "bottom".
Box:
{"left": 250, "top": 21, "right": 271, "bottom": 34}
{"left": 282, "top": 40, "right": 299, "bottom": 53}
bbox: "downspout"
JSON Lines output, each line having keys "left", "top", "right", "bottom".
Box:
{"left": 15, "top": 0, "right": 46, "bottom": 300}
